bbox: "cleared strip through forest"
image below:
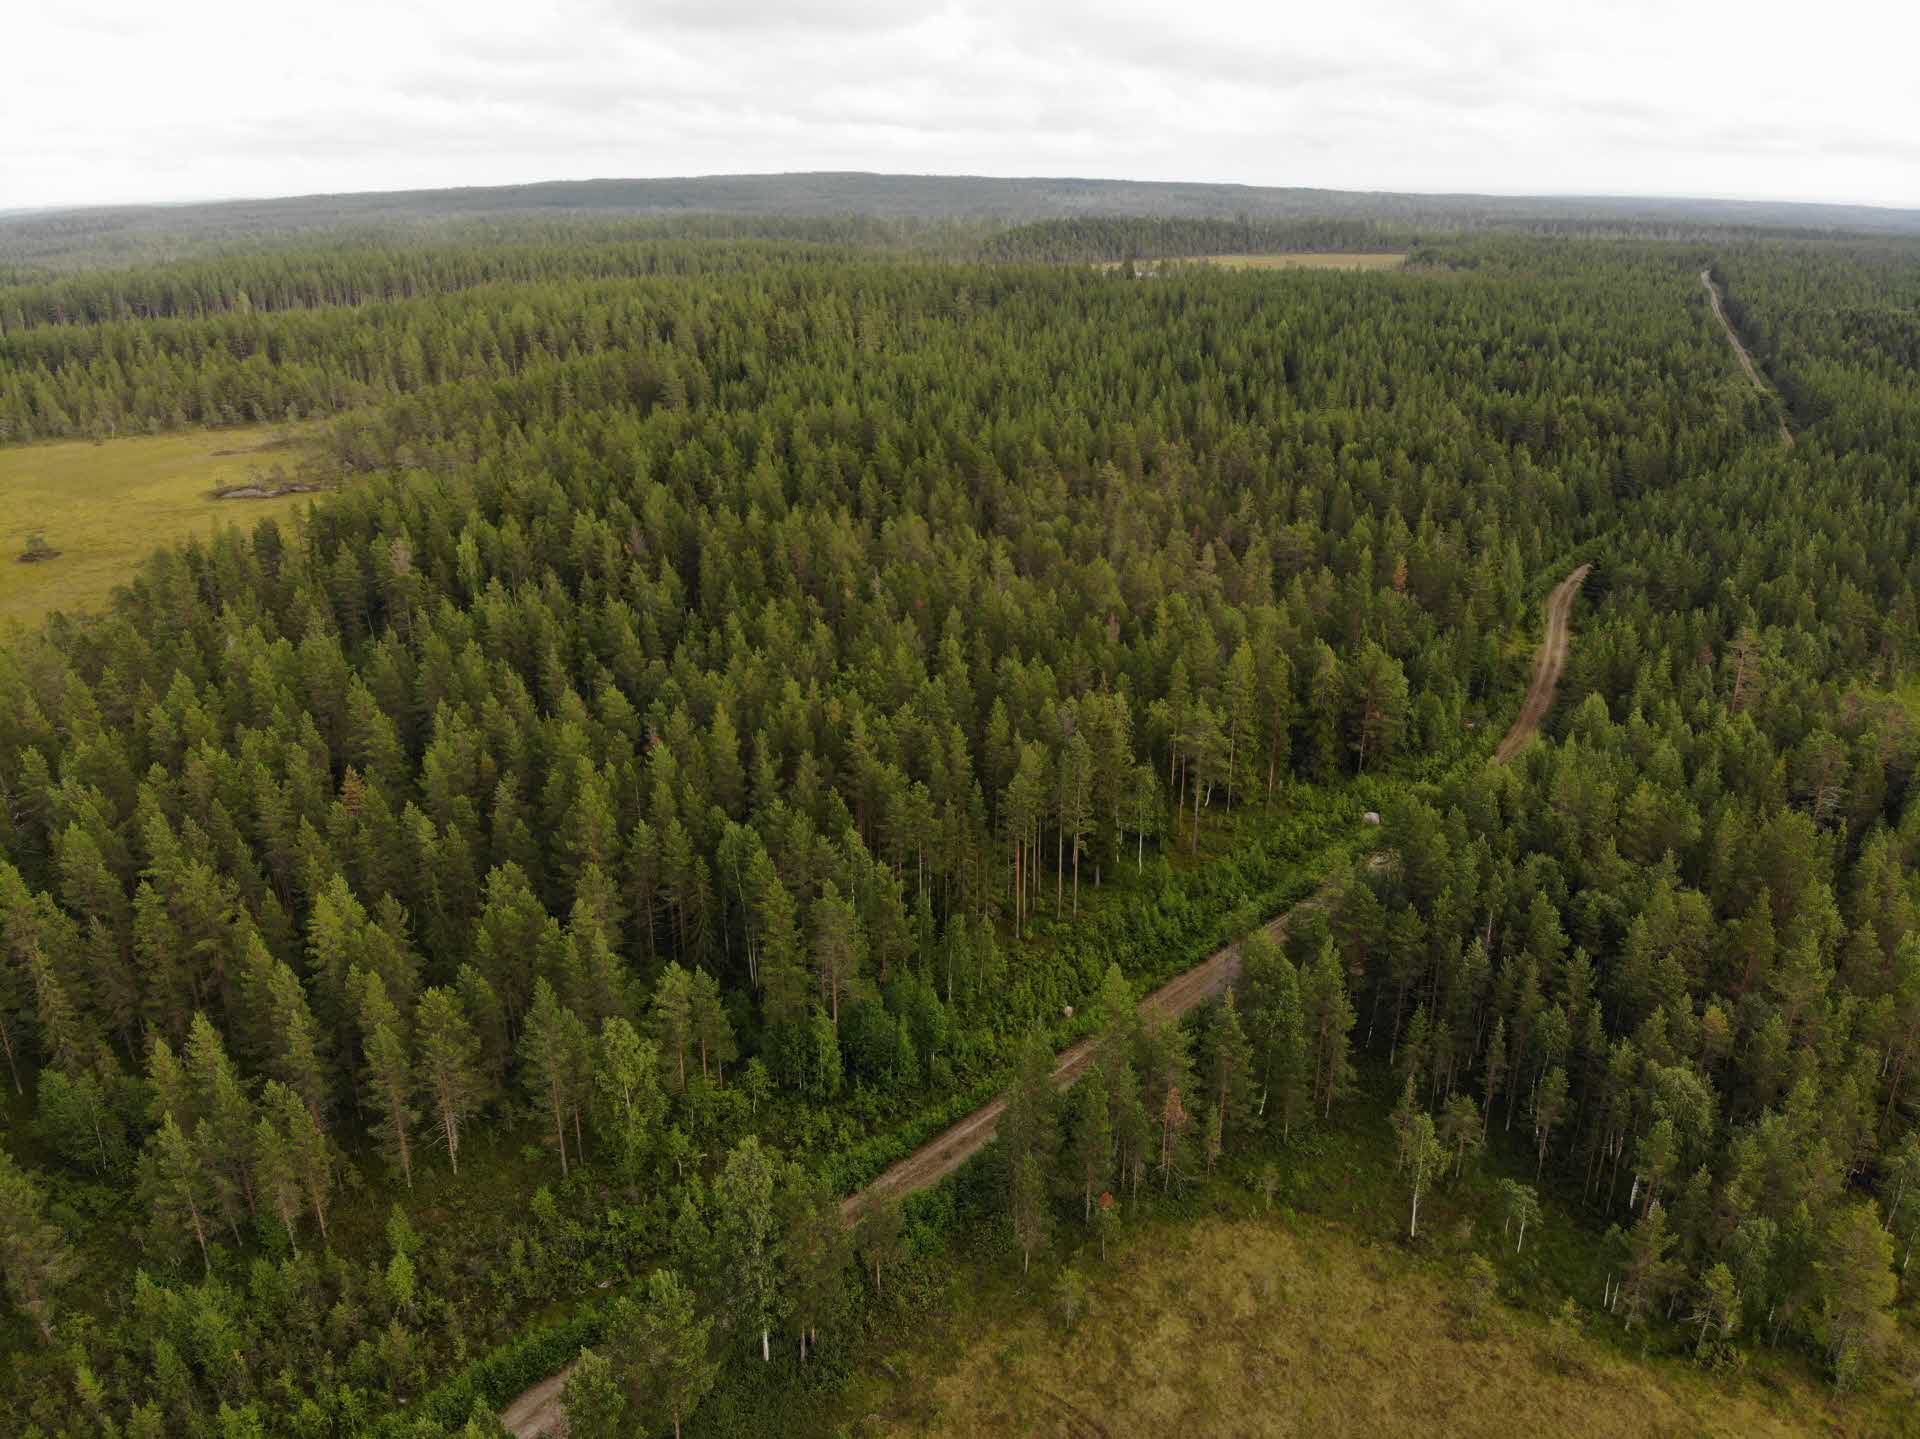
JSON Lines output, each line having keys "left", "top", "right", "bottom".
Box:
{"left": 501, "top": 563, "right": 1594, "bottom": 1437}
{"left": 1490, "top": 564, "right": 1591, "bottom": 764}
{"left": 1701, "top": 268, "right": 1795, "bottom": 447}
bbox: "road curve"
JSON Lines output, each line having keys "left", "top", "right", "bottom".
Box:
{"left": 1491, "top": 564, "right": 1592, "bottom": 765}
{"left": 843, "top": 913, "right": 1273, "bottom": 1220}
{"left": 498, "top": 1372, "right": 569, "bottom": 1438}
{"left": 1701, "top": 268, "right": 1795, "bottom": 447}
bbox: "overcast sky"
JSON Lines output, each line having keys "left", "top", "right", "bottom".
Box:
{"left": 7, "top": 0, "right": 1918, "bottom": 213}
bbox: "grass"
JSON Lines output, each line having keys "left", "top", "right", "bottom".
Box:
{"left": 1202, "top": 252, "right": 1409, "bottom": 271}
{"left": 0, "top": 424, "right": 321, "bottom": 629}
{"left": 874, "top": 1214, "right": 1882, "bottom": 1439}
{"left": 1101, "top": 253, "right": 1409, "bottom": 277}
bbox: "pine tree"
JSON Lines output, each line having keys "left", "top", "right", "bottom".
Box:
{"left": 1531, "top": 1065, "right": 1569, "bottom": 1181}
{"left": 618, "top": 1269, "right": 718, "bottom": 1439}
{"left": 253, "top": 1109, "right": 305, "bottom": 1254}
{"left": 0, "top": 1146, "right": 75, "bottom": 1343}
{"left": 689, "top": 967, "right": 737, "bottom": 1083}
{"left": 1206, "top": 989, "right": 1255, "bottom": 1153}
{"left": 519, "top": 978, "right": 589, "bottom": 1177}
{"left": 809, "top": 884, "right": 865, "bottom": 1028}
{"left": 1619, "top": 1200, "right": 1680, "bottom": 1328}
{"left": 1437, "top": 1092, "right": 1484, "bottom": 1178}
{"left": 363, "top": 1011, "right": 416, "bottom": 1190}
{"left": 1302, "top": 941, "right": 1355, "bottom": 1119}
{"left": 414, "top": 988, "right": 485, "bottom": 1175}
{"left": 559, "top": 1348, "right": 627, "bottom": 1439}
{"left": 34, "top": 1065, "right": 130, "bottom": 1176}
{"left": 182, "top": 1013, "right": 257, "bottom": 1239}
{"left": 1011, "top": 1151, "right": 1053, "bottom": 1274}
{"left": 1001, "top": 1030, "right": 1060, "bottom": 1200}
{"left": 783, "top": 1177, "right": 850, "bottom": 1362}
{"left": 267, "top": 1079, "right": 333, "bottom": 1243}
{"left": 857, "top": 1196, "right": 907, "bottom": 1296}
{"left": 144, "top": 1112, "right": 214, "bottom": 1273}
{"left": 1815, "top": 1201, "right": 1896, "bottom": 1388}
{"left": 1069, "top": 1065, "right": 1114, "bottom": 1222}
{"left": 651, "top": 962, "right": 695, "bottom": 1093}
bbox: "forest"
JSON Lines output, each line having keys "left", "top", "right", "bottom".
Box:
{"left": 1, "top": 205, "right": 1918, "bottom": 1436}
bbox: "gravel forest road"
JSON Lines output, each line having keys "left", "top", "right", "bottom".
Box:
{"left": 1491, "top": 564, "right": 1592, "bottom": 764}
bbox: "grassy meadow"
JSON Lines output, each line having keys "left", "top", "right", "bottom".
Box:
{"left": 1101, "top": 253, "right": 1409, "bottom": 277}
{"left": 878, "top": 1214, "right": 1883, "bottom": 1439}
{"left": 1203, "top": 252, "right": 1409, "bottom": 271}
{"left": 0, "top": 425, "right": 319, "bottom": 628}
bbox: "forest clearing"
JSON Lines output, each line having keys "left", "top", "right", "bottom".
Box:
{"left": 1205, "top": 252, "right": 1409, "bottom": 270}
{"left": 0, "top": 424, "right": 316, "bottom": 626}
{"left": 873, "top": 1214, "right": 1884, "bottom": 1439}
{"left": 1100, "top": 252, "right": 1407, "bottom": 275}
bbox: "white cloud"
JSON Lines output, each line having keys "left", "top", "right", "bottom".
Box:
{"left": 2, "top": 0, "right": 1916, "bottom": 210}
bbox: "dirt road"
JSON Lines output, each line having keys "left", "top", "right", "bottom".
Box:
{"left": 1701, "top": 269, "right": 1795, "bottom": 447}
{"left": 502, "top": 573, "right": 1592, "bottom": 1437}
{"left": 498, "top": 920, "right": 1279, "bottom": 1437}
{"left": 499, "top": 1371, "right": 570, "bottom": 1438}
{"left": 1491, "top": 564, "right": 1591, "bottom": 764}
{"left": 842, "top": 913, "right": 1274, "bottom": 1220}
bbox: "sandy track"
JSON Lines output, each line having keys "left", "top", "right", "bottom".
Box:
{"left": 1491, "top": 564, "right": 1591, "bottom": 765}
{"left": 498, "top": 1370, "right": 570, "bottom": 1438}
{"left": 498, "top": 920, "right": 1279, "bottom": 1437}
{"left": 504, "top": 571, "right": 1591, "bottom": 1437}
{"left": 1701, "top": 269, "right": 1795, "bottom": 447}
{"left": 842, "top": 911, "right": 1280, "bottom": 1220}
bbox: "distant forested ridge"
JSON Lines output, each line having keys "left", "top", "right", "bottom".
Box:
{"left": 6, "top": 170, "right": 1920, "bottom": 273}
{"left": 0, "top": 208, "right": 1918, "bottom": 1435}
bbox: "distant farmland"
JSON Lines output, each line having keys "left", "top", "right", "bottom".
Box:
{"left": 1105, "top": 252, "right": 1409, "bottom": 275}
{"left": 0, "top": 425, "right": 318, "bottom": 628}
{"left": 1206, "top": 251, "right": 1408, "bottom": 270}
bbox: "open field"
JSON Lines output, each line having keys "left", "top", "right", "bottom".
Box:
{"left": 871, "top": 1214, "right": 1897, "bottom": 1439}
{"left": 1204, "top": 251, "right": 1409, "bottom": 270}
{"left": 0, "top": 425, "right": 319, "bottom": 628}
{"left": 1104, "top": 253, "right": 1409, "bottom": 275}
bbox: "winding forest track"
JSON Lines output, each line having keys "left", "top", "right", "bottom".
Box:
{"left": 500, "top": 921, "right": 1282, "bottom": 1436}
{"left": 843, "top": 906, "right": 1277, "bottom": 1221}
{"left": 498, "top": 1372, "right": 570, "bottom": 1438}
{"left": 502, "top": 572, "right": 1595, "bottom": 1437}
{"left": 1491, "top": 564, "right": 1591, "bottom": 765}
{"left": 1701, "top": 268, "right": 1795, "bottom": 447}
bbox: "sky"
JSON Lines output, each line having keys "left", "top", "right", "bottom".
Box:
{"left": 6, "top": 0, "right": 1919, "bottom": 213}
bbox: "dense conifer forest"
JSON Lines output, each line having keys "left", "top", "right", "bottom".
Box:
{"left": 1, "top": 203, "right": 1918, "bottom": 1436}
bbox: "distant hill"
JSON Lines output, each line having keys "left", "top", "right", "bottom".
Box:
{"left": 5, "top": 171, "right": 1919, "bottom": 268}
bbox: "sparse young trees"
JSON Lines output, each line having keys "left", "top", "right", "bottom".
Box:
{"left": 1500, "top": 1181, "right": 1541, "bottom": 1255}
{"left": 1397, "top": 1109, "right": 1443, "bottom": 1239}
